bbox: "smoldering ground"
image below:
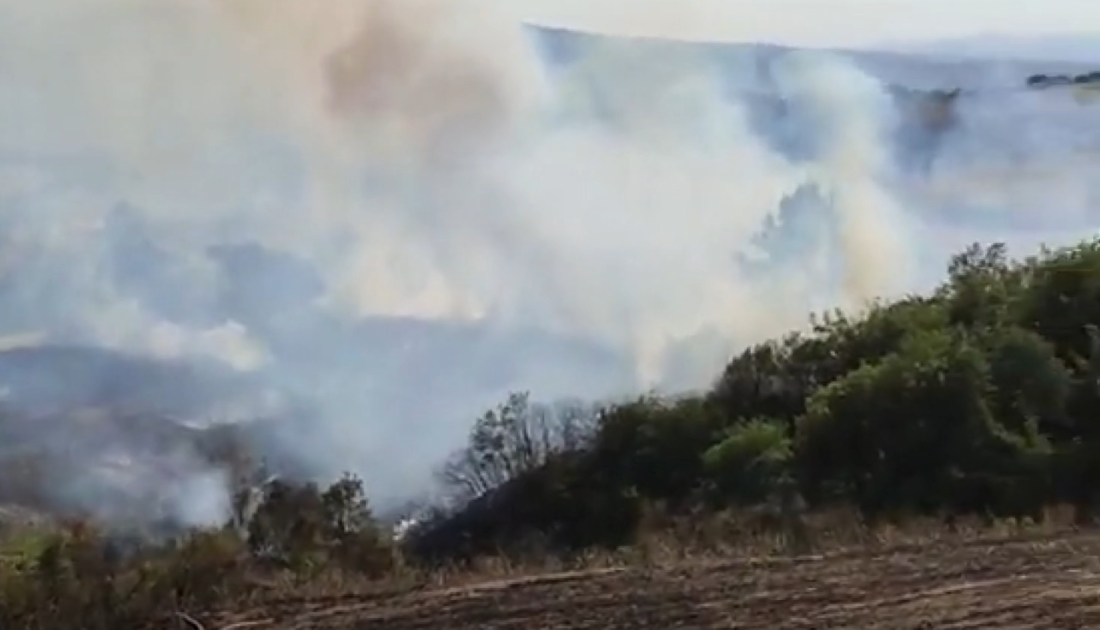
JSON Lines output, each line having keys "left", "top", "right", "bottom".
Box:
{"left": 0, "top": 0, "right": 1098, "bottom": 528}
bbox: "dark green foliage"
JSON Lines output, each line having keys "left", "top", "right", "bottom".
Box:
{"left": 409, "top": 240, "right": 1100, "bottom": 561}
{"left": 982, "top": 326, "right": 1071, "bottom": 438}
{"left": 702, "top": 418, "right": 792, "bottom": 506}
{"left": 590, "top": 396, "right": 725, "bottom": 507}
{"left": 796, "top": 328, "right": 1047, "bottom": 517}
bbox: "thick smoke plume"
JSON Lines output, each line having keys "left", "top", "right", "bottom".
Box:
{"left": 0, "top": 0, "right": 1097, "bottom": 526}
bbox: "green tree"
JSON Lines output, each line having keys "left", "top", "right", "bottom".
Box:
{"left": 590, "top": 396, "right": 723, "bottom": 508}
{"left": 702, "top": 418, "right": 792, "bottom": 506}
{"left": 796, "top": 328, "right": 1046, "bottom": 517}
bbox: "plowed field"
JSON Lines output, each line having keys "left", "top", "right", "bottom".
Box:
{"left": 207, "top": 531, "right": 1100, "bottom": 629}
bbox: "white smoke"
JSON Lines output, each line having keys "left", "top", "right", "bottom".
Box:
{"left": 0, "top": 0, "right": 1096, "bottom": 520}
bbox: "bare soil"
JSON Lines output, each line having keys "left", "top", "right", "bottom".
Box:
{"left": 204, "top": 531, "right": 1100, "bottom": 629}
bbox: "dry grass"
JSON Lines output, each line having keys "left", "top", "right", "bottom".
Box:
{"left": 4, "top": 506, "right": 1097, "bottom": 629}
{"left": 204, "top": 525, "right": 1100, "bottom": 629}
{"left": 182, "top": 506, "right": 1100, "bottom": 629}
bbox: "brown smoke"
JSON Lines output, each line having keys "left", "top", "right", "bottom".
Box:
{"left": 324, "top": 6, "right": 513, "bottom": 166}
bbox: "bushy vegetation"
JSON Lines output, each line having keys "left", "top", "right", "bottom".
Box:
{"left": 408, "top": 240, "right": 1100, "bottom": 558}
{"left": 0, "top": 474, "right": 398, "bottom": 629}
{"left": 4, "top": 238, "right": 1100, "bottom": 627}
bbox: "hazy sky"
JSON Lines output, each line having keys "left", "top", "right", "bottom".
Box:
{"left": 514, "top": 0, "right": 1100, "bottom": 47}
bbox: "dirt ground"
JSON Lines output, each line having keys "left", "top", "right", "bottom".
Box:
{"left": 206, "top": 531, "right": 1100, "bottom": 629}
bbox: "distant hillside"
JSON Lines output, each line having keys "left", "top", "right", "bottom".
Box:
{"left": 529, "top": 26, "right": 1100, "bottom": 90}
{"left": 867, "top": 33, "right": 1100, "bottom": 64}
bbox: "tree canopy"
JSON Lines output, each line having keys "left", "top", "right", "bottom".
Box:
{"left": 406, "top": 238, "right": 1100, "bottom": 561}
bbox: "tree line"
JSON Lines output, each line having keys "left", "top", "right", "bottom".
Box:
{"left": 404, "top": 239, "right": 1100, "bottom": 561}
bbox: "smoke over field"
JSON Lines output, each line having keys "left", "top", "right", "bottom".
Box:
{"left": 0, "top": 1, "right": 1097, "bottom": 527}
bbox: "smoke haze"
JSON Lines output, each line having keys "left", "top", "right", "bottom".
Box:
{"left": 1, "top": 0, "right": 1098, "bottom": 526}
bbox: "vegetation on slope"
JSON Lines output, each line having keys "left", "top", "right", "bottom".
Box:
{"left": 4, "top": 237, "right": 1100, "bottom": 628}
{"left": 407, "top": 239, "right": 1100, "bottom": 559}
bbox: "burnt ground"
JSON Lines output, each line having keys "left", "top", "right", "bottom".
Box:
{"left": 199, "top": 530, "right": 1100, "bottom": 629}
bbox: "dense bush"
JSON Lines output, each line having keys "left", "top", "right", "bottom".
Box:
{"left": 702, "top": 418, "right": 792, "bottom": 506}
{"left": 407, "top": 239, "right": 1100, "bottom": 559}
